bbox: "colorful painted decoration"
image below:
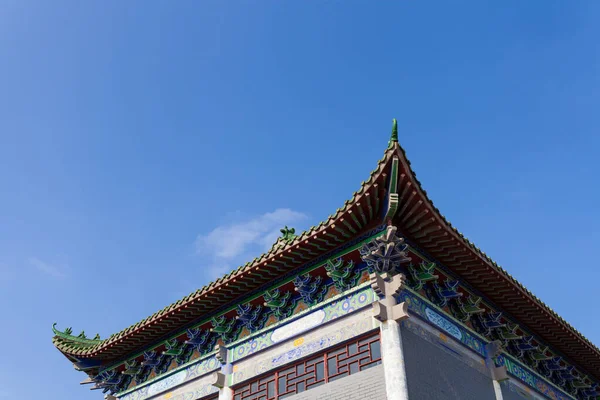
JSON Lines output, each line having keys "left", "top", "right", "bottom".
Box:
{"left": 527, "top": 345, "right": 552, "bottom": 368}
{"left": 141, "top": 350, "right": 163, "bottom": 368}
{"left": 94, "top": 370, "right": 131, "bottom": 395}
{"left": 121, "top": 359, "right": 151, "bottom": 385}
{"left": 324, "top": 257, "right": 361, "bottom": 292}
{"left": 498, "top": 355, "right": 573, "bottom": 400}
{"left": 175, "top": 347, "right": 194, "bottom": 366}
{"left": 580, "top": 383, "right": 598, "bottom": 399}
{"left": 498, "top": 323, "right": 523, "bottom": 345}
{"left": 236, "top": 303, "right": 269, "bottom": 332}
{"left": 512, "top": 335, "right": 537, "bottom": 358}
{"left": 122, "top": 360, "right": 142, "bottom": 376}
{"left": 293, "top": 274, "right": 328, "bottom": 306}
{"left": 558, "top": 366, "right": 577, "bottom": 383}
{"left": 432, "top": 279, "right": 463, "bottom": 308}
{"left": 407, "top": 261, "right": 438, "bottom": 291}
{"left": 141, "top": 350, "right": 170, "bottom": 376}
{"left": 473, "top": 312, "right": 506, "bottom": 337}
{"left": 210, "top": 315, "right": 240, "bottom": 343}
{"left": 95, "top": 371, "right": 117, "bottom": 392}
{"left": 185, "top": 328, "right": 216, "bottom": 355}
{"left": 451, "top": 295, "right": 485, "bottom": 322}
{"left": 159, "top": 338, "right": 192, "bottom": 366}
{"left": 263, "top": 289, "right": 294, "bottom": 320}
{"left": 134, "top": 366, "right": 152, "bottom": 385}
{"left": 163, "top": 339, "right": 184, "bottom": 357}
{"left": 157, "top": 359, "right": 172, "bottom": 375}
{"left": 545, "top": 356, "right": 565, "bottom": 372}
{"left": 572, "top": 378, "right": 592, "bottom": 389}
{"left": 425, "top": 307, "right": 463, "bottom": 341}
{"left": 359, "top": 225, "right": 411, "bottom": 274}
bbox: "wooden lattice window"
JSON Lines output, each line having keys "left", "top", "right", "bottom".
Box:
{"left": 233, "top": 332, "right": 381, "bottom": 400}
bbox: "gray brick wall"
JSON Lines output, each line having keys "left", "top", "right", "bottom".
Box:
{"left": 283, "top": 364, "right": 386, "bottom": 400}
{"left": 402, "top": 326, "right": 496, "bottom": 400}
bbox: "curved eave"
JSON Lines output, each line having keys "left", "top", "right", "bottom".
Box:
{"left": 53, "top": 336, "right": 104, "bottom": 374}
{"left": 52, "top": 146, "right": 397, "bottom": 361}
{"left": 389, "top": 142, "right": 600, "bottom": 381}
{"left": 53, "top": 337, "right": 100, "bottom": 354}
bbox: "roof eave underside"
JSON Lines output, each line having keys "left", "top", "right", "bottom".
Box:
{"left": 388, "top": 142, "right": 600, "bottom": 381}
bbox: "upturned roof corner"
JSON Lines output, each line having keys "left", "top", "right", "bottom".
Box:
{"left": 52, "top": 323, "right": 102, "bottom": 354}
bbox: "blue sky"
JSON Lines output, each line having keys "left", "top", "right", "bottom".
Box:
{"left": 1, "top": 1, "right": 599, "bottom": 399}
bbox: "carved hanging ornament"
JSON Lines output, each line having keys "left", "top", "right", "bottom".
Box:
{"left": 359, "top": 225, "right": 411, "bottom": 274}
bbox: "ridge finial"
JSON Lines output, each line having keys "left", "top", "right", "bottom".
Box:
{"left": 388, "top": 118, "right": 398, "bottom": 148}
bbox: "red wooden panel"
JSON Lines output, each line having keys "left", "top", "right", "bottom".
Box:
{"left": 234, "top": 332, "right": 381, "bottom": 400}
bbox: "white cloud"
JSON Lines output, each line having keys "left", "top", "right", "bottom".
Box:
{"left": 195, "top": 208, "right": 308, "bottom": 279}
{"left": 29, "top": 257, "right": 67, "bottom": 279}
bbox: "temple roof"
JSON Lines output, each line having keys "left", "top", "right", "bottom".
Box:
{"left": 52, "top": 120, "right": 600, "bottom": 382}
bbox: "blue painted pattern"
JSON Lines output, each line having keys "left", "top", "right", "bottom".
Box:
{"left": 399, "top": 288, "right": 575, "bottom": 400}
{"left": 118, "top": 355, "right": 220, "bottom": 399}
{"left": 398, "top": 289, "right": 487, "bottom": 358}
{"left": 497, "top": 355, "right": 574, "bottom": 400}
{"left": 229, "top": 285, "right": 376, "bottom": 363}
